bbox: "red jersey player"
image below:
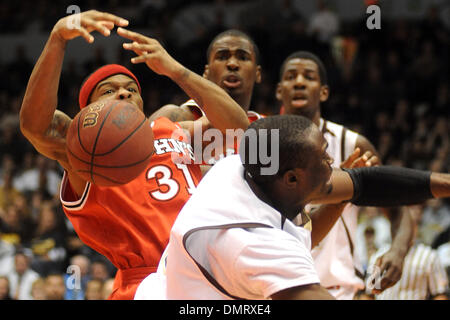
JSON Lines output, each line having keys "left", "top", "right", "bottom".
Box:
{"left": 19, "top": 11, "right": 249, "bottom": 299}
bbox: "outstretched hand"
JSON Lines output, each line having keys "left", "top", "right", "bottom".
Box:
{"left": 52, "top": 10, "right": 129, "bottom": 43}
{"left": 118, "top": 27, "right": 183, "bottom": 78}
{"left": 340, "top": 148, "right": 380, "bottom": 169}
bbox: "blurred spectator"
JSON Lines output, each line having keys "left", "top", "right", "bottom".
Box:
{"left": 307, "top": 0, "right": 340, "bottom": 49}
{"left": 44, "top": 273, "right": 65, "bottom": 300}
{"left": 6, "top": 249, "right": 40, "bottom": 300}
{"left": 13, "top": 154, "right": 62, "bottom": 199}
{"left": 64, "top": 254, "right": 91, "bottom": 300}
{"left": 408, "top": 41, "right": 441, "bottom": 104}
{"left": 85, "top": 279, "right": 104, "bottom": 300}
{"left": 0, "top": 200, "right": 35, "bottom": 247}
{"left": 102, "top": 277, "right": 115, "bottom": 300}
{"left": 0, "top": 168, "right": 21, "bottom": 210}
{"left": 29, "top": 201, "right": 67, "bottom": 276}
{"left": 355, "top": 207, "right": 391, "bottom": 272}
{"left": 367, "top": 205, "right": 449, "bottom": 300}
{"left": 420, "top": 199, "right": 450, "bottom": 246}
{"left": 0, "top": 234, "right": 15, "bottom": 275}
{"left": 30, "top": 277, "right": 46, "bottom": 300}
{"left": 437, "top": 240, "right": 450, "bottom": 297}
{"left": 0, "top": 275, "right": 13, "bottom": 300}
{"left": 90, "top": 259, "right": 112, "bottom": 282}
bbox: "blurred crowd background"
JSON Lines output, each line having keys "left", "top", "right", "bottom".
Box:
{"left": 0, "top": 0, "right": 449, "bottom": 300}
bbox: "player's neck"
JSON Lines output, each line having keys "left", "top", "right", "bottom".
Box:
{"left": 288, "top": 107, "right": 321, "bottom": 126}
{"left": 230, "top": 92, "right": 251, "bottom": 113}
{"left": 244, "top": 171, "right": 300, "bottom": 221}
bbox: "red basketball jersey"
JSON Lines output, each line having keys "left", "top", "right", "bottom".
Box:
{"left": 60, "top": 117, "right": 201, "bottom": 299}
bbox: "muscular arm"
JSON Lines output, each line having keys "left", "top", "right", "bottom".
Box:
{"left": 118, "top": 27, "right": 250, "bottom": 135}
{"left": 20, "top": 10, "right": 128, "bottom": 196}
{"left": 170, "top": 68, "right": 249, "bottom": 133}
{"left": 20, "top": 32, "right": 87, "bottom": 196}
{"left": 20, "top": 31, "right": 66, "bottom": 155}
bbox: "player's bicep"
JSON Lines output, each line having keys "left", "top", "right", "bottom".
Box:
{"left": 29, "top": 110, "right": 72, "bottom": 163}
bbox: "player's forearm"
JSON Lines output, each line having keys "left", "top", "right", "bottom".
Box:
{"left": 313, "top": 166, "right": 447, "bottom": 207}
{"left": 309, "top": 203, "right": 348, "bottom": 248}
{"left": 310, "top": 169, "right": 354, "bottom": 205}
{"left": 385, "top": 207, "right": 413, "bottom": 257}
{"left": 20, "top": 31, "right": 66, "bottom": 138}
{"left": 169, "top": 66, "right": 249, "bottom": 132}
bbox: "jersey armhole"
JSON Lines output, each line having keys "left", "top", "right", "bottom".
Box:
{"left": 60, "top": 171, "right": 91, "bottom": 211}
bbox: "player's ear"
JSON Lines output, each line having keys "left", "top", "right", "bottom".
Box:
{"left": 255, "top": 65, "right": 262, "bottom": 84}
{"left": 283, "top": 169, "right": 299, "bottom": 189}
{"left": 320, "top": 85, "right": 330, "bottom": 102}
{"left": 203, "top": 65, "right": 209, "bottom": 79}
{"left": 275, "top": 82, "right": 283, "bottom": 101}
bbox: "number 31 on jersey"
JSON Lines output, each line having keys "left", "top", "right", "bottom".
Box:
{"left": 147, "top": 163, "right": 196, "bottom": 201}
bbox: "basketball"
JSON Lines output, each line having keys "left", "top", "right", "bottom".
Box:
{"left": 66, "top": 99, "right": 154, "bottom": 186}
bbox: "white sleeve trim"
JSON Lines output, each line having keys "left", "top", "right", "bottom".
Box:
{"left": 60, "top": 171, "right": 91, "bottom": 211}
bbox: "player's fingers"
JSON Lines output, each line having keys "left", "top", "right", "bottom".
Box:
{"left": 123, "top": 42, "right": 148, "bottom": 58}
{"left": 131, "top": 52, "right": 154, "bottom": 64}
{"left": 86, "top": 10, "right": 129, "bottom": 27}
{"left": 360, "top": 151, "right": 373, "bottom": 163}
{"left": 99, "top": 21, "right": 115, "bottom": 30}
{"left": 340, "top": 148, "right": 360, "bottom": 168}
{"left": 123, "top": 42, "right": 155, "bottom": 52}
{"left": 366, "top": 155, "right": 380, "bottom": 167}
{"left": 117, "top": 27, "right": 152, "bottom": 44}
{"left": 76, "top": 26, "right": 94, "bottom": 43}
{"left": 350, "top": 157, "right": 366, "bottom": 168}
{"left": 82, "top": 18, "right": 112, "bottom": 37}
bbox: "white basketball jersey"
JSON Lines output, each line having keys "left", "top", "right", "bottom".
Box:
{"left": 309, "top": 118, "right": 365, "bottom": 299}
{"left": 165, "top": 156, "right": 319, "bottom": 300}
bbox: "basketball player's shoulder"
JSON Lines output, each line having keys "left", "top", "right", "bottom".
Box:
{"left": 329, "top": 120, "right": 376, "bottom": 154}
{"left": 179, "top": 99, "right": 204, "bottom": 120}
{"left": 150, "top": 116, "right": 182, "bottom": 137}
{"left": 324, "top": 118, "right": 360, "bottom": 139}
{"left": 149, "top": 100, "right": 201, "bottom": 123}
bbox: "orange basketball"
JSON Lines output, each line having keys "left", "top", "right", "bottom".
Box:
{"left": 66, "top": 99, "right": 154, "bottom": 186}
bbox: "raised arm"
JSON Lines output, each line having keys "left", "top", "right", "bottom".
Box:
{"left": 117, "top": 27, "right": 250, "bottom": 134}
{"left": 19, "top": 10, "right": 129, "bottom": 195}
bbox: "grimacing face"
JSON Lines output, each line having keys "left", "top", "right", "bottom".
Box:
{"left": 204, "top": 35, "right": 261, "bottom": 100}
{"left": 276, "top": 58, "right": 328, "bottom": 116}
{"left": 89, "top": 74, "right": 144, "bottom": 112}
